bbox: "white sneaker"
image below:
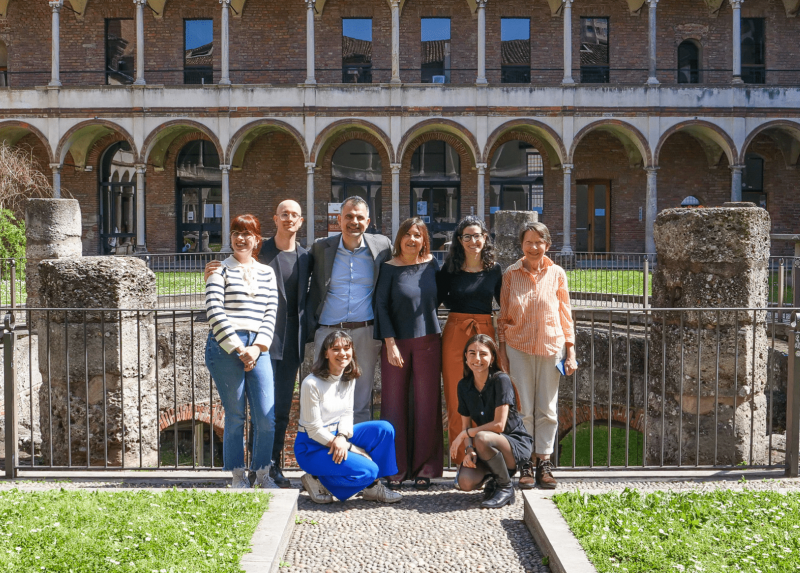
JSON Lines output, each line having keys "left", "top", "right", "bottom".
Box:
{"left": 231, "top": 468, "right": 251, "bottom": 489}
{"left": 254, "top": 467, "right": 280, "bottom": 489}
{"left": 301, "top": 473, "right": 334, "bottom": 504}
{"left": 361, "top": 481, "right": 402, "bottom": 504}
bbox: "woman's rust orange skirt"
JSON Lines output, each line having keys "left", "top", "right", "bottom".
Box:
{"left": 441, "top": 312, "right": 496, "bottom": 466}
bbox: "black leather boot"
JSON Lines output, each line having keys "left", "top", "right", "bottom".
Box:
{"left": 480, "top": 452, "right": 515, "bottom": 509}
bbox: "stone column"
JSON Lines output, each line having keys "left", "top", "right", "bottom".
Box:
{"left": 306, "top": 162, "right": 316, "bottom": 244}
{"left": 476, "top": 0, "right": 488, "bottom": 85}
{"left": 37, "top": 257, "right": 158, "bottom": 467}
{"left": 219, "top": 0, "right": 232, "bottom": 85}
{"left": 133, "top": 0, "right": 146, "bottom": 85}
{"left": 305, "top": 0, "right": 317, "bottom": 85}
{"left": 391, "top": 163, "right": 401, "bottom": 238}
{"left": 25, "top": 199, "right": 82, "bottom": 309}
{"left": 48, "top": 1, "right": 63, "bottom": 88}
{"left": 731, "top": 164, "right": 744, "bottom": 202}
{"left": 645, "top": 166, "right": 658, "bottom": 255}
{"left": 476, "top": 163, "right": 487, "bottom": 221}
{"left": 390, "top": 0, "right": 401, "bottom": 84}
{"left": 647, "top": 205, "right": 770, "bottom": 466}
{"left": 646, "top": 0, "right": 659, "bottom": 86}
{"left": 494, "top": 210, "right": 538, "bottom": 270}
{"left": 50, "top": 164, "right": 62, "bottom": 198}
{"left": 135, "top": 165, "right": 147, "bottom": 252}
{"left": 562, "top": 0, "right": 574, "bottom": 85}
{"left": 220, "top": 165, "right": 232, "bottom": 252}
{"left": 731, "top": 0, "right": 743, "bottom": 84}
{"left": 561, "top": 163, "right": 574, "bottom": 254}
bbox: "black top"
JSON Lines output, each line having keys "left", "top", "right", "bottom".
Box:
{"left": 457, "top": 372, "right": 527, "bottom": 436}
{"left": 437, "top": 263, "right": 502, "bottom": 315}
{"left": 276, "top": 249, "right": 300, "bottom": 318}
{"left": 374, "top": 259, "right": 441, "bottom": 340}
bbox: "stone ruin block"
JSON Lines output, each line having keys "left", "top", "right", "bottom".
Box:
{"left": 493, "top": 210, "right": 538, "bottom": 270}
{"left": 647, "top": 205, "right": 770, "bottom": 466}
{"left": 37, "top": 257, "right": 158, "bottom": 467}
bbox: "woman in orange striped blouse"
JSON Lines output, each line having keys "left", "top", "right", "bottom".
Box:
{"left": 497, "top": 222, "right": 577, "bottom": 491}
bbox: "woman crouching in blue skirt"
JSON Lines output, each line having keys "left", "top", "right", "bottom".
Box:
{"left": 295, "top": 330, "right": 402, "bottom": 504}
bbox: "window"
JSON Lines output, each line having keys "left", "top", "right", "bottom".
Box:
{"left": 421, "top": 18, "right": 450, "bottom": 83}
{"left": 580, "top": 17, "right": 609, "bottom": 83}
{"left": 342, "top": 19, "right": 373, "bottom": 83}
{"left": 742, "top": 154, "right": 766, "bottom": 208}
{"left": 411, "top": 141, "right": 460, "bottom": 249}
{"left": 677, "top": 40, "right": 700, "bottom": 84}
{"left": 741, "top": 18, "right": 765, "bottom": 84}
{"left": 501, "top": 18, "right": 530, "bottom": 84}
{"left": 184, "top": 20, "right": 214, "bottom": 85}
{"left": 489, "top": 141, "right": 544, "bottom": 231}
{"left": 0, "top": 40, "right": 6, "bottom": 87}
{"left": 105, "top": 19, "right": 135, "bottom": 85}
{"left": 99, "top": 142, "right": 137, "bottom": 254}
{"left": 331, "top": 140, "right": 383, "bottom": 232}
{"left": 176, "top": 141, "right": 222, "bottom": 252}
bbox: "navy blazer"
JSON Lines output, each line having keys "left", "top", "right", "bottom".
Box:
{"left": 307, "top": 232, "right": 393, "bottom": 335}
{"left": 258, "top": 237, "right": 313, "bottom": 363}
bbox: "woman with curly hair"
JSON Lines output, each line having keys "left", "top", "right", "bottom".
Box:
{"left": 437, "top": 216, "right": 503, "bottom": 466}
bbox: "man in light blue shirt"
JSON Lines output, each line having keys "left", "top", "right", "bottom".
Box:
{"left": 308, "top": 197, "right": 393, "bottom": 423}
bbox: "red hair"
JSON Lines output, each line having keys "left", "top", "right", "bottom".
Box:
{"left": 230, "top": 214, "right": 263, "bottom": 256}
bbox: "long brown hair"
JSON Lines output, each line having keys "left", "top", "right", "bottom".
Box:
{"left": 392, "top": 217, "right": 430, "bottom": 259}
{"left": 311, "top": 331, "right": 362, "bottom": 382}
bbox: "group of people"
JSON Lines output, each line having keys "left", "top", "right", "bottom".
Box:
{"left": 204, "top": 196, "right": 577, "bottom": 509}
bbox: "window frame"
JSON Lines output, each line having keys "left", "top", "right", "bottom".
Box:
{"left": 579, "top": 16, "right": 610, "bottom": 84}
{"left": 183, "top": 19, "right": 215, "bottom": 85}
{"left": 677, "top": 39, "right": 701, "bottom": 84}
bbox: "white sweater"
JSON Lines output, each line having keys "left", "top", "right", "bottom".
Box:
{"left": 205, "top": 256, "right": 279, "bottom": 354}
{"left": 298, "top": 372, "right": 355, "bottom": 446}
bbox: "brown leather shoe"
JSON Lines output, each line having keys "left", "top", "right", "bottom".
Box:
{"left": 535, "top": 458, "right": 557, "bottom": 490}
{"left": 518, "top": 460, "right": 536, "bottom": 490}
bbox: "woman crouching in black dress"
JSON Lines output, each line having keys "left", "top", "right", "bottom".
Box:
{"left": 449, "top": 334, "right": 533, "bottom": 509}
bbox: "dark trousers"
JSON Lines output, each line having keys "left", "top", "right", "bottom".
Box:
{"left": 380, "top": 333, "right": 443, "bottom": 481}
{"left": 271, "top": 316, "right": 301, "bottom": 466}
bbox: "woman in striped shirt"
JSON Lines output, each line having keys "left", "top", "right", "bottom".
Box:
{"left": 497, "top": 222, "right": 577, "bottom": 490}
{"left": 205, "top": 214, "right": 279, "bottom": 489}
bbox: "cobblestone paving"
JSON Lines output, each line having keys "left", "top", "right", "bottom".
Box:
{"left": 281, "top": 483, "right": 549, "bottom": 573}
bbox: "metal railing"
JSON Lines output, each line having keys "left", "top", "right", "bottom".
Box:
{"left": 0, "top": 259, "right": 25, "bottom": 310}
{"left": 3, "top": 306, "right": 798, "bottom": 477}
{"left": 551, "top": 252, "right": 654, "bottom": 309}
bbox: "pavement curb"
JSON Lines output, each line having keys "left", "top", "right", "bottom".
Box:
{"left": 241, "top": 489, "right": 299, "bottom": 573}
{"left": 522, "top": 490, "right": 597, "bottom": 573}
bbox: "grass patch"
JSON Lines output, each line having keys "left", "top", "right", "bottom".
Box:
{"left": 768, "top": 272, "right": 794, "bottom": 304}
{"left": 559, "top": 422, "right": 643, "bottom": 467}
{"left": 155, "top": 272, "right": 205, "bottom": 297}
{"left": 554, "top": 488, "right": 800, "bottom": 573}
{"left": 565, "top": 270, "right": 651, "bottom": 296}
{"left": 0, "top": 488, "right": 270, "bottom": 573}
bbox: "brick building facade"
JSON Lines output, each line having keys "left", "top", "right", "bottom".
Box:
{"left": 0, "top": 0, "right": 797, "bottom": 256}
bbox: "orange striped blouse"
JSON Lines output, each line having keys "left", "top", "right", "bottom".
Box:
{"left": 497, "top": 255, "right": 574, "bottom": 357}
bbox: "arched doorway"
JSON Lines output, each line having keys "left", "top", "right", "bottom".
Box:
{"left": 99, "top": 142, "right": 137, "bottom": 254}
{"left": 489, "top": 140, "right": 544, "bottom": 227}
{"left": 331, "top": 140, "right": 383, "bottom": 233}
{"left": 176, "top": 140, "right": 222, "bottom": 252}
{"left": 410, "top": 141, "right": 460, "bottom": 249}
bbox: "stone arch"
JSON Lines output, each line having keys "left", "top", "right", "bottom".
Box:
{"left": 315, "top": 0, "right": 457, "bottom": 16}
{"left": 557, "top": 403, "right": 646, "bottom": 443}
{"left": 740, "top": 120, "right": 800, "bottom": 168}
{"left": 0, "top": 121, "right": 54, "bottom": 163}
{"left": 483, "top": 120, "right": 566, "bottom": 167}
{"left": 311, "top": 119, "right": 394, "bottom": 166}
{"left": 56, "top": 120, "right": 137, "bottom": 168}
{"left": 655, "top": 120, "right": 737, "bottom": 169}
{"left": 159, "top": 402, "right": 225, "bottom": 440}
{"left": 228, "top": 120, "right": 308, "bottom": 170}
{"left": 397, "top": 119, "right": 479, "bottom": 168}
{"left": 142, "top": 120, "right": 223, "bottom": 169}
{"left": 86, "top": 132, "right": 130, "bottom": 167}
{"left": 570, "top": 120, "right": 651, "bottom": 168}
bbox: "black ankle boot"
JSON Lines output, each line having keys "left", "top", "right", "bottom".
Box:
{"left": 480, "top": 452, "right": 515, "bottom": 509}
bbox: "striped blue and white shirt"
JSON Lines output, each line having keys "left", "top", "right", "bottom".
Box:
{"left": 205, "top": 256, "right": 279, "bottom": 354}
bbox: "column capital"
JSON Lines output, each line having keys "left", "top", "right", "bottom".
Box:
{"left": 49, "top": 0, "right": 63, "bottom": 10}
{"left": 219, "top": 0, "right": 231, "bottom": 5}
{"left": 476, "top": 162, "right": 488, "bottom": 173}
{"left": 645, "top": 166, "right": 660, "bottom": 173}
{"left": 647, "top": 0, "right": 659, "bottom": 6}
{"left": 219, "top": 164, "right": 231, "bottom": 173}
{"left": 390, "top": 0, "right": 401, "bottom": 7}
{"left": 390, "top": 163, "right": 401, "bottom": 173}
{"left": 562, "top": 0, "right": 573, "bottom": 8}
{"left": 729, "top": 0, "right": 743, "bottom": 7}
{"left": 305, "top": 0, "right": 316, "bottom": 8}
{"left": 49, "top": 163, "right": 62, "bottom": 171}
{"left": 133, "top": 0, "right": 148, "bottom": 5}
{"left": 135, "top": 164, "right": 147, "bottom": 174}
{"left": 305, "top": 162, "right": 316, "bottom": 173}
{"left": 562, "top": 163, "right": 574, "bottom": 172}
{"left": 730, "top": 164, "right": 745, "bottom": 172}
{"left": 476, "top": 0, "right": 488, "bottom": 8}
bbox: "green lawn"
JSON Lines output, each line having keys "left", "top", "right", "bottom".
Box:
{"left": 559, "top": 422, "right": 644, "bottom": 467}
{"left": 565, "top": 270, "right": 651, "bottom": 296}
{"left": 554, "top": 488, "right": 800, "bottom": 573}
{"left": 155, "top": 272, "right": 205, "bottom": 297}
{"left": 0, "top": 488, "right": 270, "bottom": 573}
{"left": 769, "top": 271, "right": 794, "bottom": 304}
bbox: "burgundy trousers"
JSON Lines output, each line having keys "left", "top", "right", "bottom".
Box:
{"left": 380, "top": 333, "right": 443, "bottom": 481}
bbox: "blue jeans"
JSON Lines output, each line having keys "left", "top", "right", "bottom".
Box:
{"left": 205, "top": 331, "right": 275, "bottom": 471}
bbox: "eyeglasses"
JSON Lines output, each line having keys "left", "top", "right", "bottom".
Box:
{"left": 460, "top": 233, "right": 486, "bottom": 243}
{"left": 231, "top": 231, "right": 255, "bottom": 240}
{"left": 279, "top": 213, "right": 301, "bottom": 221}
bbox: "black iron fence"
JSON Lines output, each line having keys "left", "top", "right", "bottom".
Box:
{"left": 3, "top": 306, "right": 798, "bottom": 477}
